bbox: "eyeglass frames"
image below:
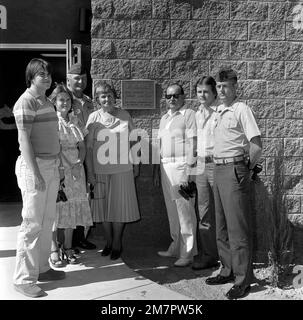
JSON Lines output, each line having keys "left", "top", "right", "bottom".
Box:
{"left": 165, "top": 94, "right": 182, "bottom": 99}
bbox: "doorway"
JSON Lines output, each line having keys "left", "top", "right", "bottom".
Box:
{"left": 0, "top": 49, "right": 66, "bottom": 202}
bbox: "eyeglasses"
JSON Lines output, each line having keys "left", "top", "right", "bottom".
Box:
{"left": 165, "top": 94, "right": 182, "bottom": 99}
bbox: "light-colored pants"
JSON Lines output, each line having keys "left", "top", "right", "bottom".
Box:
{"left": 160, "top": 162, "right": 197, "bottom": 260}
{"left": 195, "top": 163, "right": 218, "bottom": 262}
{"left": 13, "top": 156, "right": 60, "bottom": 285}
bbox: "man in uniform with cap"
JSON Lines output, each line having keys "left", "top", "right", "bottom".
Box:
{"left": 205, "top": 68, "right": 262, "bottom": 299}
{"left": 67, "top": 63, "right": 96, "bottom": 250}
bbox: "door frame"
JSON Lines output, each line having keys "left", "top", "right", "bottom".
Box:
{"left": 0, "top": 41, "right": 82, "bottom": 75}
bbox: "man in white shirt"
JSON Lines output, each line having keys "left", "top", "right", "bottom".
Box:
{"left": 153, "top": 84, "right": 197, "bottom": 267}
{"left": 193, "top": 76, "right": 219, "bottom": 270}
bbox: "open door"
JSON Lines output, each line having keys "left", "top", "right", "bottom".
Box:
{"left": 0, "top": 40, "right": 82, "bottom": 202}
{"left": 66, "top": 39, "right": 82, "bottom": 75}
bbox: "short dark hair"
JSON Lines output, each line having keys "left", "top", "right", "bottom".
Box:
{"left": 215, "top": 68, "right": 238, "bottom": 84}
{"left": 25, "top": 58, "right": 52, "bottom": 88}
{"left": 195, "top": 76, "right": 217, "bottom": 98}
{"left": 94, "top": 83, "right": 118, "bottom": 102}
{"left": 49, "top": 83, "right": 73, "bottom": 112}
{"left": 166, "top": 83, "right": 184, "bottom": 95}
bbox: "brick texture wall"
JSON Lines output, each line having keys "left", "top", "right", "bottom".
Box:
{"left": 91, "top": 0, "right": 303, "bottom": 259}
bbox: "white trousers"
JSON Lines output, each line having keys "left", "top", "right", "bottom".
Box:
{"left": 160, "top": 161, "right": 197, "bottom": 260}
{"left": 13, "top": 156, "right": 60, "bottom": 285}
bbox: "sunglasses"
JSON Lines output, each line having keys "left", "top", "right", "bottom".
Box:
{"left": 165, "top": 94, "right": 182, "bottom": 99}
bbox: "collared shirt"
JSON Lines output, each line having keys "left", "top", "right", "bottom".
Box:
{"left": 13, "top": 89, "right": 60, "bottom": 157}
{"left": 158, "top": 107, "right": 197, "bottom": 159}
{"left": 195, "top": 102, "right": 218, "bottom": 157}
{"left": 72, "top": 93, "right": 95, "bottom": 128}
{"left": 213, "top": 99, "right": 261, "bottom": 158}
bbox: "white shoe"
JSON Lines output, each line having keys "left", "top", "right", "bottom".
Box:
{"left": 174, "top": 258, "right": 192, "bottom": 267}
{"left": 157, "top": 251, "right": 176, "bottom": 257}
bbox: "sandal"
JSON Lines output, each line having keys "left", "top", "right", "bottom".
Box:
{"left": 49, "top": 250, "right": 65, "bottom": 268}
{"left": 62, "top": 248, "right": 79, "bottom": 265}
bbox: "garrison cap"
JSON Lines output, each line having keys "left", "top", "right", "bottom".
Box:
{"left": 67, "top": 63, "right": 87, "bottom": 75}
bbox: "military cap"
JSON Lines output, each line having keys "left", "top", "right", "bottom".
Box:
{"left": 67, "top": 63, "right": 87, "bottom": 75}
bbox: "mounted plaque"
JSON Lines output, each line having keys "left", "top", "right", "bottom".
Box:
{"left": 121, "top": 80, "right": 156, "bottom": 109}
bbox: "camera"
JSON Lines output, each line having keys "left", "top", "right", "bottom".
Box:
{"left": 56, "top": 184, "right": 68, "bottom": 203}
{"left": 178, "top": 181, "right": 197, "bottom": 200}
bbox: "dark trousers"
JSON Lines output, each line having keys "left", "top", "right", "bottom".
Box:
{"left": 195, "top": 163, "right": 219, "bottom": 263}
{"left": 213, "top": 162, "right": 253, "bottom": 286}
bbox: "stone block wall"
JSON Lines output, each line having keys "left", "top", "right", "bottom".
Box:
{"left": 91, "top": 0, "right": 303, "bottom": 259}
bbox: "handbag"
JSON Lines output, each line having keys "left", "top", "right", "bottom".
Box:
{"left": 56, "top": 179, "right": 68, "bottom": 203}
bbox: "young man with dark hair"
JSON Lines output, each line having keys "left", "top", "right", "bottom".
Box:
{"left": 192, "top": 76, "right": 219, "bottom": 270}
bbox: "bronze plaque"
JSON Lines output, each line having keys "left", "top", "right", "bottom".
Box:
{"left": 122, "top": 80, "right": 156, "bottom": 109}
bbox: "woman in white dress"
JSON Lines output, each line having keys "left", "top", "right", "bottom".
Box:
{"left": 49, "top": 84, "right": 93, "bottom": 266}
{"left": 85, "top": 83, "right": 140, "bottom": 260}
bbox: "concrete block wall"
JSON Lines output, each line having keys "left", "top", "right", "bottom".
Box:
{"left": 91, "top": 0, "right": 303, "bottom": 258}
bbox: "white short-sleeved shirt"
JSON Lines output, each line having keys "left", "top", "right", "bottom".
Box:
{"left": 158, "top": 107, "right": 197, "bottom": 160}
{"left": 195, "top": 103, "right": 218, "bottom": 157}
{"left": 214, "top": 100, "right": 261, "bottom": 158}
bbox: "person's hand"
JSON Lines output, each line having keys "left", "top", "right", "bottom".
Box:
{"left": 71, "top": 163, "right": 81, "bottom": 181}
{"left": 187, "top": 161, "right": 197, "bottom": 168}
{"left": 188, "top": 175, "right": 196, "bottom": 183}
{"left": 180, "top": 181, "right": 188, "bottom": 188}
{"left": 34, "top": 172, "right": 46, "bottom": 191}
{"left": 133, "top": 165, "right": 140, "bottom": 178}
{"left": 87, "top": 171, "right": 96, "bottom": 186}
{"left": 153, "top": 168, "right": 161, "bottom": 187}
{"left": 59, "top": 167, "right": 65, "bottom": 181}
{"left": 180, "top": 175, "right": 189, "bottom": 188}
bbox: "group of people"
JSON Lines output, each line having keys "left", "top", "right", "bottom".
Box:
{"left": 12, "top": 56, "right": 262, "bottom": 300}
{"left": 154, "top": 71, "right": 262, "bottom": 300}
{"left": 12, "top": 58, "right": 140, "bottom": 298}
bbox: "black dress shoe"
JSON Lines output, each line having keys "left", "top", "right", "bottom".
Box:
{"left": 205, "top": 274, "right": 235, "bottom": 285}
{"left": 101, "top": 246, "right": 112, "bottom": 257}
{"left": 192, "top": 260, "right": 220, "bottom": 270}
{"left": 77, "top": 239, "right": 96, "bottom": 250}
{"left": 110, "top": 249, "right": 121, "bottom": 260}
{"left": 226, "top": 284, "right": 251, "bottom": 300}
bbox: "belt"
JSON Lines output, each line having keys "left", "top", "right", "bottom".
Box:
{"left": 199, "top": 155, "right": 214, "bottom": 163}
{"left": 36, "top": 154, "right": 59, "bottom": 160}
{"left": 214, "top": 155, "right": 246, "bottom": 165}
{"left": 161, "top": 156, "right": 187, "bottom": 163}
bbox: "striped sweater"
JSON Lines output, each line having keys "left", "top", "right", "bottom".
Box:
{"left": 13, "top": 89, "right": 60, "bottom": 157}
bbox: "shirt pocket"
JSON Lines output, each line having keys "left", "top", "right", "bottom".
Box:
{"left": 227, "top": 116, "right": 238, "bottom": 129}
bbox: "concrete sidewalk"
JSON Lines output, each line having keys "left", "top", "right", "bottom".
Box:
{"left": 0, "top": 202, "right": 191, "bottom": 300}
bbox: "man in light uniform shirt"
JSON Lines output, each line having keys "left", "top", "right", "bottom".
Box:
{"left": 154, "top": 84, "right": 197, "bottom": 267}
{"left": 193, "top": 76, "right": 219, "bottom": 270}
{"left": 67, "top": 63, "right": 95, "bottom": 128}
{"left": 67, "top": 63, "right": 96, "bottom": 250}
{"left": 205, "top": 69, "right": 262, "bottom": 300}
